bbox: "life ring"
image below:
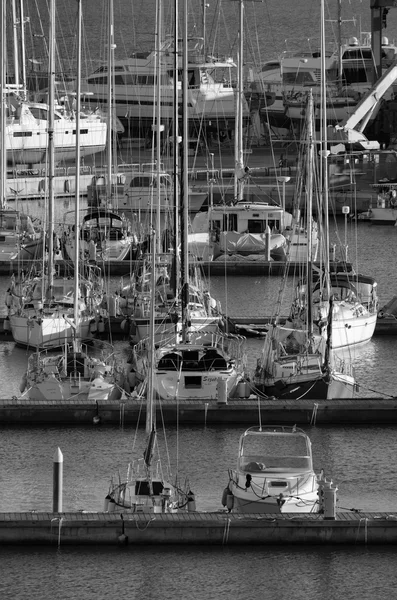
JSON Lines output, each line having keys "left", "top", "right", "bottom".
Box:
{"left": 378, "top": 310, "right": 385, "bottom": 318}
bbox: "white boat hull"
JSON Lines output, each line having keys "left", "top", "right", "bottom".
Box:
{"left": 153, "top": 367, "right": 242, "bottom": 400}
{"left": 229, "top": 482, "right": 319, "bottom": 514}
{"left": 6, "top": 117, "right": 106, "bottom": 166}
{"left": 10, "top": 314, "right": 93, "bottom": 349}
{"left": 326, "top": 310, "right": 377, "bottom": 349}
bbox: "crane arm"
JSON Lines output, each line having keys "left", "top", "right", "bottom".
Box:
{"left": 330, "top": 58, "right": 397, "bottom": 150}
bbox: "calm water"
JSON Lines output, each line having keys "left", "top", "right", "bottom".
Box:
{"left": 4, "top": 0, "right": 397, "bottom": 598}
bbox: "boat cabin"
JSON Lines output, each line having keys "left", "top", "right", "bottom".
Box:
{"left": 208, "top": 203, "right": 286, "bottom": 235}
{"left": 237, "top": 426, "right": 313, "bottom": 474}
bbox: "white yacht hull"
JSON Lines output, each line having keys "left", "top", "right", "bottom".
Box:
{"left": 10, "top": 314, "right": 93, "bottom": 349}
{"left": 229, "top": 483, "right": 319, "bottom": 514}
{"left": 153, "top": 367, "right": 242, "bottom": 400}
{"left": 6, "top": 117, "right": 106, "bottom": 166}
{"left": 326, "top": 310, "right": 377, "bottom": 349}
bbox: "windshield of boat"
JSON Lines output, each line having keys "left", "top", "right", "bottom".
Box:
{"left": 239, "top": 433, "right": 312, "bottom": 472}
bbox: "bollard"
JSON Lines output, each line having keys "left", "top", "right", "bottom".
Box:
{"left": 323, "top": 480, "right": 337, "bottom": 520}
{"left": 52, "top": 447, "right": 63, "bottom": 513}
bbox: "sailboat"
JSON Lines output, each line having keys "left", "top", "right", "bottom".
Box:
{"left": 18, "top": 0, "right": 125, "bottom": 402}
{"left": 105, "top": 225, "right": 193, "bottom": 514}
{"left": 127, "top": 1, "right": 248, "bottom": 403}
{"left": 4, "top": 0, "right": 106, "bottom": 167}
{"left": 253, "top": 89, "right": 356, "bottom": 400}
{"left": 7, "top": 0, "right": 103, "bottom": 350}
{"left": 0, "top": 3, "right": 42, "bottom": 260}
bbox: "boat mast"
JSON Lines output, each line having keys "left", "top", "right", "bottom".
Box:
{"left": 19, "top": 0, "right": 27, "bottom": 98}
{"left": 0, "top": 0, "right": 6, "bottom": 210}
{"left": 171, "top": 0, "right": 180, "bottom": 299}
{"left": 106, "top": 0, "right": 115, "bottom": 205}
{"left": 321, "top": 0, "right": 330, "bottom": 296}
{"left": 181, "top": 0, "right": 189, "bottom": 343}
{"left": 202, "top": 0, "right": 207, "bottom": 58}
{"left": 73, "top": 0, "right": 82, "bottom": 343}
{"left": 11, "top": 1, "right": 20, "bottom": 93}
{"left": 47, "top": 0, "right": 55, "bottom": 300}
{"left": 146, "top": 228, "right": 156, "bottom": 434}
{"left": 234, "top": 0, "right": 244, "bottom": 202}
{"left": 306, "top": 90, "right": 314, "bottom": 343}
{"left": 154, "top": 0, "right": 162, "bottom": 255}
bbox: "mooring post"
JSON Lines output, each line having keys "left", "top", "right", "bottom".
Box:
{"left": 53, "top": 447, "right": 63, "bottom": 513}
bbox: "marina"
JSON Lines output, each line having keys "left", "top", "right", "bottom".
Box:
{"left": 3, "top": 1, "right": 397, "bottom": 597}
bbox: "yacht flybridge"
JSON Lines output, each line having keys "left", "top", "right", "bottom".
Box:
{"left": 81, "top": 36, "right": 249, "bottom": 137}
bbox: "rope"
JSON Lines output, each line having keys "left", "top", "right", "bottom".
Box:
{"left": 310, "top": 402, "right": 319, "bottom": 425}
{"left": 355, "top": 517, "right": 368, "bottom": 545}
{"left": 222, "top": 518, "right": 231, "bottom": 545}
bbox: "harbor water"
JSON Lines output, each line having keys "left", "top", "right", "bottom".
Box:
{"left": 1, "top": 210, "right": 397, "bottom": 599}
{"left": 3, "top": 0, "right": 397, "bottom": 598}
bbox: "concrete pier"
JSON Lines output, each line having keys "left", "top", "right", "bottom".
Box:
{"left": 0, "top": 511, "right": 396, "bottom": 546}
{"left": 1, "top": 397, "right": 397, "bottom": 426}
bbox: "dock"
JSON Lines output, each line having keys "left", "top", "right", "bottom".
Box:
{"left": 1, "top": 258, "right": 351, "bottom": 277}
{"left": 1, "top": 511, "right": 397, "bottom": 546}
{"left": 1, "top": 397, "right": 396, "bottom": 426}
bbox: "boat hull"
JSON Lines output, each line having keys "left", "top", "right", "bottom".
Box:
{"left": 229, "top": 489, "right": 319, "bottom": 514}
{"left": 10, "top": 314, "right": 93, "bottom": 349}
{"left": 153, "top": 367, "right": 242, "bottom": 400}
{"left": 258, "top": 372, "right": 356, "bottom": 400}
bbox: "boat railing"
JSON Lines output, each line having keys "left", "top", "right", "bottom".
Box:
{"left": 10, "top": 165, "right": 93, "bottom": 179}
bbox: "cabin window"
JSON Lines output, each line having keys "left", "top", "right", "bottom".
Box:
{"left": 283, "top": 72, "right": 315, "bottom": 85}
{"left": 342, "top": 67, "right": 369, "bottom": 85}
{"left": 184, "top": 376, "right": 202, "bottom": 388}
{"left": 13, "top": 131, "right": 33, "bottom": 137}
{"left": 247, "top": 219, "right": 266, "bottom": 233}
{"left": 88, "top": 76, "right": 107, "bottom": 85}
{"left": 114, "top": 75, "right": 125, "bottom": 85}
{"left": 222, "top": 214, "right": 238, "bottom": 231}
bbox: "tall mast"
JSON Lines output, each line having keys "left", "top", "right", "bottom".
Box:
{"left": 202, "top": 0, "right": 207, "bottom": 58}
{"left": 146, "top": 227, "right": 156, "bottom": 434}
{"left": 73, "top": 0, "right": 82, "bottom": 338}
{"left": 321, "top": 0, "right": 330, "bottom": 297}
{"left": 19, "top": 0, "right": 27, "bottom": 97}
{"left": 0, "top": 0, "right": 6, "bottom": 210}
{"left": 306, "top": 90, "right": 314, "bottom": 343}
{"left": 172, "top": 0, "right": 180, "bottom": 299}
{"left": 155, "top": 0, "right": 162, "bottom": 255}
{"left": 11, "top": 1, "right": 20, "bottom": 92}
{"left": 181, "top": 0, "right": 189, "bottom": 343}
{"left": 234, "top": 0, "right": 244, "bottom": 202}
{"left": 106, "top": 0, "right": 114, "bottom": 205}
{"left": 47, "top": 0, "right": 55, "bottom": 298}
